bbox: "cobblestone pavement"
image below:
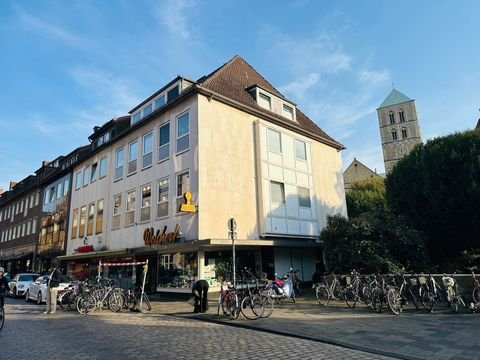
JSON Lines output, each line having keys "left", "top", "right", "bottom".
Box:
{"left": 0, "top": 298, "right": 393, "bottom": 360}
{"left": 172, "top": 297, "right": 479, "bottom": 360}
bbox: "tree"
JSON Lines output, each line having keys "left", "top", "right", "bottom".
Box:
{"left": 386, "top": 130, "right": 480, "bottom": 266}
{"left": 346, "top": 177, "right": 387, "bottom": 218}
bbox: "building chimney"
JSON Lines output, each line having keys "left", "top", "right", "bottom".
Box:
{"left": 9, "top": 182, "right": 17, "bottom": 190}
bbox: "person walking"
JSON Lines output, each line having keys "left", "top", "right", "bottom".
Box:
{"left": 191, "top": 279, "right": 209, "bottom": 313}
{"left": 0, "top": 267, "right": 9, "bottom": 308}
{"left": 44, "top": 261, "right": 61, "bottom": 314}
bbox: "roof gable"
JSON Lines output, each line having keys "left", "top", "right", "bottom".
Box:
{"left": 378, "top": 89, "right": 412, "bottom": 109}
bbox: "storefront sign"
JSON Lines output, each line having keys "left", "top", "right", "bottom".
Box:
{"left": 143, "top": 224, "right": 180, "bottom": 246}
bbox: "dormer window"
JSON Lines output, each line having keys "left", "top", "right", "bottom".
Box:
{"left": 258, "top": 93, "right": 272, "bottom": 111}
{"left": 143, "top": 104, "right": 153, "bottom": 117}
{"left": 155, "top": 95, "right": 166, "bottom": 109}
{"left": 132, "top": 112, "right": 142, "bottom": 124}
{"left": 282, "top": 105, "right": 293, "bottom": 120}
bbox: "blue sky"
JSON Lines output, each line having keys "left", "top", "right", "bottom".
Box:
{"left": 1, "top": 0, "right": 479, "bottom": 191}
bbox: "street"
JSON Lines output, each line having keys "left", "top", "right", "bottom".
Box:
{"left": 1, "top": 297, "right": 392, "bottom": 360}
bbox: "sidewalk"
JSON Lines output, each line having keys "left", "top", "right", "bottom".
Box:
{"left": 147, "top": 295, "right": 479, "bottom": 360}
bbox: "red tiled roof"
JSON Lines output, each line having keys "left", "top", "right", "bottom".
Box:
{"left": 197, "top": 55, "right": 343, "bottom": 149}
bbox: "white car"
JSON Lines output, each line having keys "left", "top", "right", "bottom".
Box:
{"left": 25, "top": 275, "right": 71, "bottom": 304}
{"left": 9, "top": 273, "right": 40, "bottom": 297}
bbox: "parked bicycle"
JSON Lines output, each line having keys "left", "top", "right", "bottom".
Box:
{"left": 442, "top": 271, "right": 467, "bottom": 313}
{"left": 343, "top": 270, "right": 363, "bottom": 309}
{"left": 217, "top": 281, "right": 239, "bottom": 320}
{"left": 313, "top": 272, "right": 343, "bottom": 306}
{"left": 387, "top": 274, "right": 421, "bottom": 315}
{"left": 467, "top": 266, "right": 480, "bottom": 312}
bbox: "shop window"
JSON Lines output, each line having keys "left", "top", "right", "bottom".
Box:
{"left": 87, "top": 203, "right": 95, "bottom": 236}
{"left": 157, "top": 252, "right": 198, "bottom": 287}
{"left": 96, "top": 199, "right": 104, "bottom": 234}
{"left": 126, "top": 190, "right": 136, "bottom": 226}
{"left": 157, "top": 177, "right": 169, "bottom": 218}
{"left": 79, "top": 206, "right": 87, "bottom": 238}
{"left": 112, "top": 194, "right": 122, "bottom": 229}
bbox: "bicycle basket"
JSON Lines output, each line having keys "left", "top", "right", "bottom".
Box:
{"left": 343, "top": 276, "right": 351, "bottom": 285}
{"left": 418, "top": 276, "right": 427, "bottom": 285}
{"left": 409, "top": 278, "right": 418, "bottom": 287}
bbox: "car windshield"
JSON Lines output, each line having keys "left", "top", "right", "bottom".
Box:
{"left": 18, "top": 274, "right": 35, "bottom": 281}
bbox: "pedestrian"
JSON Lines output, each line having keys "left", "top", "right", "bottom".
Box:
{"left": 0, "top": 267, "right": 10, "bottom": 307}
{"left": 191, "top": 279, "right": 209, "bottom": 313}
{"left": 45, "top": 261, "right": 61, "bottom": 314}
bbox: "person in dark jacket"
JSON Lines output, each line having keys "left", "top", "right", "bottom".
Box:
{"left": 191, "top": 279, "right": 209, "bottom": 313}
{"left": 0, "top": 267, "right": 9, "bottom": 307}
{"left": 45, "top": 261, "right": 61, "bottom": 314}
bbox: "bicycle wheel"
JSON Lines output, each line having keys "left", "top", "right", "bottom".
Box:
{"left": 260, "top": 295, "right": 274, "bottom": 318}
{"left": 371, "top": 287, "right": 384, "bottom": 313}
{"left": 315, "top": 285, "right": 330, "bottom": 306}
{"left": 241, "top": 295, "right": 264, "bottom": 320}
{"left": 77, "top": 293, "right": 96, "bottom": 315}
{"left": 387, "top": 287, "right": 402, "bottom": 315}
{"left": 332, "top": 281, "right": 343, "bottom": 301}
{"left": 108, "top": 292, "right": 125, "bottom": 313}
{"left": 362, "top": 285, "right": 373, "bottom": 309}
{"left": 224, "top": 292, "right": 239, "bottom": 320}
{"left": 0, "top": 306, "right": 4, "bottom": 332}
{"left": 407, "top": 288, "right": 420, "bottom": 310}
{"left": 419, "top": 285, "right": 434, "bottom": 312}
{"left": 344, "top": 287, "right": 357, "bottom": 309}
{"left": 472, "top": 287, "right": 480, "bottom": 305}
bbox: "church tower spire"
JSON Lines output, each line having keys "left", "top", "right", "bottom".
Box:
{"left": 377, "top": 89, "right": 422, "bottom": 173}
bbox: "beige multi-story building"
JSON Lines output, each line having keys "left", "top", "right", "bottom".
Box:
{"left": 59, "top": 56, "right": 347, "bottom": 290}
{"left": 377, "top": 89, "right": 422, "bottom": 173}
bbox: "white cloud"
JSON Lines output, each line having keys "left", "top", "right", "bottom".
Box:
{"left": 359, "top": 69, "right": 390, "bottom": 88}
{"left": 13, "top": 4, "right": 85, "bottom": 47}
{"left": 279, "top": 73, "right": 320, "bottom": 99}
{"left": 153, "top": 0, "right": 197, "bottom": 40}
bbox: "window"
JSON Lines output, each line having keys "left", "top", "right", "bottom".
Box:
{"left": 295, "top": 139, "right": 307, "bottom": 161}
{"left": 157, "top": 177, "right": 169, "bottom": 218}
{"left": 91, "top": 163, "right": 98, "bottom": 182}
{"left": 267, "top": 129, "right": 282, "bottom": 153}
{"left": 298, "top": 187, "right": 311, "bottom": 208}
{"left": 79, "top": 206, "right": 86, "bottom": 238}
{"left": 258, "top": 92, "right": 271, "bottom": 110}
{"left": 19, "top": 200, "right": 24, "bottom": 213}
{"left": 132, "top": 112, "right": 141, "bottom": 124}
{"left": 392, "top": 129, "right": 398, "bottom": 141}
{"left": 44, "top": 188, "right": 51, "bottom": 205}
{"left": 176, "top": 171, "right": 190, "bottom": 212}
{"left": 399, "top": 110, "right": 405, "bottom": 122}
{"left": 26, "top": 220, "right": 31, "bottom": 236}
{"left": 63, "top": 178, "right": 69, "bottom": 196}
{"left": 402, "top": 127, "right": 408, "bottom": 139}
{"left": 282, "top": 104, "right": 294, "bottom": 120}
{"left": 83, "top": 167, "right": 90, "bottom": 187}
{"left": 141, "top": 184, "right": 152, "bottom": 222}
{"left": 115, "top": 148, "right": 125, "bottom": 181}
{"left": 167, "top": 86, "right": 179, "bottom": 102}
{"left": 99, "top": 157, "right": 107, "bottom": 178}
{"left": 155, "top": 95, "right": 166, "bottom": 109}
{"left": 35, "top": 192, "right": 40, "bottom": 206}
{"left": 143, "top": 104, "right": 153, "bottom": 117}
{"left": 389, "top": 111, "right": 395, "bottom": 124}
{"left": 96, "top": 199, "right": 104, "bottom": 234}
{"left": 87, "top": 203, "right": 95, "bottom": 236}
{"left": 32, "top": 217, "right": 37, "bottom": 232}
{"left": 158, "top": 122, "right": 170, "bottom": 161}
{"left": 143, "top": 132, "right": 153, "bottom": 168}
{"left": 176, "top": 113, "right": 189, "bottom": 153}
{"left": 128, "top": 141, "right": 138, "bottom": 175}
{"left": 30, "top": 194, "right": 34, "bottom": 208}
{"left": 56, "top": 182, "right": 63, "bottom": 199}
{"left": 112, "top": 194, "right": 122, "bottom": 229}
{"left": 270, "top": 181, "right": 285, "bottom": 204}
{"left": 21, "top": 222, "right": 26, "bottom": 237}
{"left": 126, "top": 190, "right": 136, "bottom": 226}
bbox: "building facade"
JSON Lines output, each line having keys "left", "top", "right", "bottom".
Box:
{"left": 343, "top": 158, "right": 382, "bottom": 192}
{"left": 59, "top": 56, "right": 347, "bottom": 291}
{"left": 377, "top": 89, "right": 423, "bottom": 173}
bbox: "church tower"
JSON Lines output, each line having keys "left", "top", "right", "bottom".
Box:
{"left": 377, "top": 89, "right": 422, "bottom": 173}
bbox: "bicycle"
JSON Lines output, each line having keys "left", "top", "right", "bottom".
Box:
{"left": 239, "top": 270, "right": 264, "bottom": 320}
{"left": 387, "top": 274, "right": 420, "bottom": 315}
{"left": 125, "top": 287, "right": 152, "bottom": 312}
{"left": 442, "top": 271, "right": 467, "bottom": 313}
{"left": 343, "top": 270, "right": 363, "bottom": 309}
{"left": 217, "top": 281, "right": 239, "bottom": 320}
{"left": 418, "top": 269, "right": 448, "bottom": 312}
{"left": 467, "top": 266, "right": 480, "bottom": 312}
{"left": 313, "top": 273, "right": 342, "bottom": 306}
{"left": 0, "top": 293, "right": 5, "bottom": 332}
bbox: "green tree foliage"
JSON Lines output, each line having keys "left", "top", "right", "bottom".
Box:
{"left": 386, "top": 130, "right": 480, "bottom": 265}
{"left": 346, "top": 177, "right": 387, "bottom": 218}
{"left": 320, "top": 213, "right": 429, "bottom": 273}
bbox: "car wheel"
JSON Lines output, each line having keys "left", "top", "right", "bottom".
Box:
{"left": 25, "top": 290, "right": 30, "bottom": 302}
{"left": 37, "top": 292, "right": 43, "bottom": 305}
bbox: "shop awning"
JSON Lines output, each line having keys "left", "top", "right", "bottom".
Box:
{"left": 56, "top": 248, "right": 128, "bottom": 261}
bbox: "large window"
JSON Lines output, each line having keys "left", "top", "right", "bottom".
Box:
{"left": 99, "top": 157, "right": 107, "bottom": 178}
{"left": 270, "top": 181, "right": 285, "bottom": 204}
{"left": 96, "top": 199, "right": 104, "bottom": 234}
{"left": 87, "top": 203, "right": 95, "bottom": 236}
{"left": 44, "top": 188, "right": 51, "bottom": 205}
{"left": 56, "top": 182, "right": 63, "bottom": 199}
{"left": 115, "top": 148, "right": 125, "bottom": 181}
{"left": 79, "top": 206, "right": 87, "bottom": 238}
{"left": 128, "top": 141, "right": 138, "bottom": 175}
{"left": 157, "top": 177, "right": 169, "bottom": 218}
{"left": 295, "top": 139, "right": 307, "bottom": 161}
{"left": 258, "top": 92, "right": 271, "bottom": 110}
{"left": 176, "top": 113, "right": 189, "bottom": 153}
{"left": 126, "top": 190, "right": 136, "bottom": 226}
{"left": 268, "top": 129, "right": 282, "bottom": 153}
{"left": 75, "top": 172, "right": 82, "bottom": 190}
{"left": 158, "top": 122, "right": 170, "bottom": 162}
{"left": 141, "top": 184, "right": 151, "bottom": 222}
{"left": 298, "top": 187, "right": 311, "bottom": 208}
{"left": 91, "top": 163, "right": 98, "bottom": 182}
{"left": 63, "top": 178, "right": 69, "bottom": 196}
{"left": 143, "top": 132, "right": 153, "bottom": 168}
{"left": 83, "top": 167, "right": 90, "bottom": 187}
{"left": 112, "top": 194, "right": 122, "bottom": 229}
{"left": 176, "top": 171, "right": 190, "bottom": 212}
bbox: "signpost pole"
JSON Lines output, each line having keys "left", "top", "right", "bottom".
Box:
{"left": 228, "top": 218, "right": 237, "bottom": 289}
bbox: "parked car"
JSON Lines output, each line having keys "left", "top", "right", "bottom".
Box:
{"left": 25, "top": 275, "right": 71, "bottom": 304}
{"left": 9, "top": 273, "right": 40, "bottom": 297}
